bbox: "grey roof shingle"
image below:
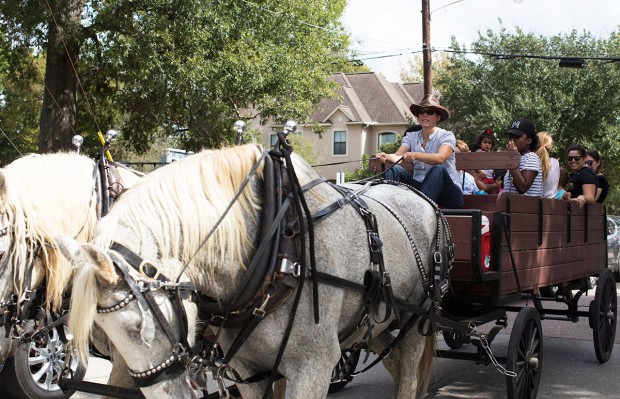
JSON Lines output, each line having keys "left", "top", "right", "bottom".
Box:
{"left": 309, "top": 72, "right": 424, "bottom": 124}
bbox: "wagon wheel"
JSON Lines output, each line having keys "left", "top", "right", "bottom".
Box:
{"left": 506, "top": 307, "right": 543, "bottom": 399}
{"left": 442, "top": 330, "right": 466, "bottom": 349}
{"left": 0, "top": 321, "right": 86, "bottom": 399}
{"left": 328, "top": 347, "right": 362, "bottom": 393}
{"left": 589, "top": 268, "right": 617, "bottom": 363}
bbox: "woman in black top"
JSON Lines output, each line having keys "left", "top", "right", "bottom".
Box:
{"left": 566, "top": 144, "right": 597, "bottom": 208}
{"left": 586, "top": 150, "right": 609, "bottom": 203}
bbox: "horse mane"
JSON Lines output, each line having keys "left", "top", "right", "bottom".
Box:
{"left": 0, "top": 153, "right": 98, "bottom": 309}
{"left": 93, "top": 144, "right": 319, "bottom": 283}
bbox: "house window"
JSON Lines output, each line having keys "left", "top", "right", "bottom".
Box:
{"left": 378, "top": 132, "right": 397, "bottom": 148}
{"left": 333, "top": 130, "right": 347, "bottom": 155}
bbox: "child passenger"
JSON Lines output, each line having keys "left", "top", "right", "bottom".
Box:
{"left": 554, "top": 168, "right": 570, "bottom": 200}
{"left": 473, "top": 129, "right": 496, "bottom": 186}
{"left": 503, "top": 118, "right": 543, "bottom": 196}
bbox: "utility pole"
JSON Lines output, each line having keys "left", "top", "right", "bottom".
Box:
{"left": 421, "top": 0, "right": 432, "bottom": 95}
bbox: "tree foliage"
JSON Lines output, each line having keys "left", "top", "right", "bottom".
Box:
{"left": 0, "top": 29, "right": 42, "bottom": 164}
{"left": 0, "top": 0, "right": 350, "bottom": 157}
{"left": 433, "top": 27, "right": 620, "bottom": 212}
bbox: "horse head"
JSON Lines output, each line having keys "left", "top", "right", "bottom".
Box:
{"left": 58, "top": 235, "right": 199, "bottom": 399}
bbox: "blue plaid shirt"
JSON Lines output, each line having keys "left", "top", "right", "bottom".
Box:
{"left": 401, "top": 128, "right": 462, "bottom": 190}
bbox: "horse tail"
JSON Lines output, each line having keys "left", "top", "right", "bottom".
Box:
{"left": 416, "top": 333, "right": 436, "bottom": 394}
{"left": 68, "top": 252, "right": 117, "bottom": 365}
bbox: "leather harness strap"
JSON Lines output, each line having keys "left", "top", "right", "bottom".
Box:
{"left": 106, "top": 249, "right": 194, "bottom": 387}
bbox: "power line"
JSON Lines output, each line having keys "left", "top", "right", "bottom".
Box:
{"left": 0, "top": 126, "right": 24, "bottom": 156}
{"left": 347, "top": 47, "right": 620, "bottom": 64}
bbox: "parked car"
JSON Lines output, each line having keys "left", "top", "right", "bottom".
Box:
{"left": 607, "top": 215, "right": 620, "bottom": 281}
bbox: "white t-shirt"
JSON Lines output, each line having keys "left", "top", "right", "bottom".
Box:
{"left": 504, "top": 151, "right": 543, "bottom": 196}
{"left": 543, "top": 158, "right": 560, "bottom": 198}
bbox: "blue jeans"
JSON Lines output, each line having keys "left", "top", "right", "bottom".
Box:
{"left": 384, "top": 164, "right": 464, "bottom": 208}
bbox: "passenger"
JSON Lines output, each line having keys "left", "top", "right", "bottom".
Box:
{"left": 503, "top": 117, "right": 543, "bottom": 196}
{"left": 536, "top": 132, "right": 560, "bottom": 198}
{"left": 566, "top": 144, "right": 597, "bottom": 208}
{"left": 493, "top": 169, "right": 505, "bottom": 192}
{"left": 375, "top": 95, "right": 463, "bottom": 208}
{"left": 554, "top": 167, "right": 570, "bottom": 200}
{"left": 585, "top": 150, "right": 609, "bottom": 203}
{"left": 455, "top": 140, "right": 487, "bottom": 195}
{"left": 472, "top": 129, "right": 496, "bottom": 187}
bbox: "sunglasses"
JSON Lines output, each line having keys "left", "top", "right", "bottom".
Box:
{"left": 586, "top": 160, "right": 594, "bottom": 166}
{"left": 418, "top": 109, "right": 436, "bottom": 115}
{"left": 567, "top": 156, "right": 582, "bottom": 162}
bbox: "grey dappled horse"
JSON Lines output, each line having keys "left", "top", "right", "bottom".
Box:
{"left": 61, "top": 144, "right": 449, "bottom": 398}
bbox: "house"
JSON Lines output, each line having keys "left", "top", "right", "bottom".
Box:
{"left": 256, "top": 72, "right": 424, "bottom": 179}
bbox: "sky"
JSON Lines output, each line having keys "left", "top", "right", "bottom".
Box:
{"left": 341, "top": 0, "right": 620, "bottom": 82}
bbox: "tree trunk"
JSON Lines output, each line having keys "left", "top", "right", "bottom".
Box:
{"left": 39, "top": 0, "right": 85, "bottom": 153}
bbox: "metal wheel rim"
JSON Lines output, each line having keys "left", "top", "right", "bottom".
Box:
{"left": 594, "top": 274, "right": 618, "bottom": 359}
{"left": 27, "top": 326, "right": 80, "bottom": 392}
{"left": 515, "top": 319, "right": 541, "bottom": 399}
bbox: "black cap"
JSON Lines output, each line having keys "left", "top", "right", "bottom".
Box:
{"left": 505, "top": 117, "right": 536, "bottom": 137}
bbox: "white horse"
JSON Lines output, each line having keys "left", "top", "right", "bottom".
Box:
{"left": 61, "top": 144, "right": 450, "bottom": 398}
{"left": 0, "top": 152, "right": 142, "bottom": 396}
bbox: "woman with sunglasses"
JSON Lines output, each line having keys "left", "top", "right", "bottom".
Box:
{"left": 585, "top": 150, "right": 608, "bottom": 203}
{"left": 566, "top": 144, "right": 597, "bottom": 208}
{"left": 374, "top": 94, "right": 463, "bottom": 208}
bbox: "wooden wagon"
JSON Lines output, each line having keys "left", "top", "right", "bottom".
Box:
{"left": 368, "top": 152, "right": 617, "bottom": 399}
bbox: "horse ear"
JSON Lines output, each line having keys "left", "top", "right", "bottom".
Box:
{"left": 80, "top": 243, "right": 119, "bottom": 286}
{"left": 55, "top": 235, "right": 81, "bottom": 261}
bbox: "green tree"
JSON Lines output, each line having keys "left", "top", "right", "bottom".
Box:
{"left": 435, "top": 27, "right": 620, "bottom": 211}
{"left": 0, "top": 31, "right": 42, "bottom": 164}
{"left": 0, "top": 0, "right": 350, "bottom": 157}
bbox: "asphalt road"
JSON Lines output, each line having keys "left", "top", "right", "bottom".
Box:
{"left": 74, "top": 283, "right": 620, "bottom": 398}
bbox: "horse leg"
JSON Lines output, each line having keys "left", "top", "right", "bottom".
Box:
{"left": 370, "top": 329, "right": 432, "bottom": 398}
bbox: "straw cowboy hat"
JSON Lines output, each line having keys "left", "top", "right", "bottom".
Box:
{"left": 409, "top": 94, "right": 450, "bottom": 122}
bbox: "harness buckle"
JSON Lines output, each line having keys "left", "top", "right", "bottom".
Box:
{"left": 252, "top": 293, "right": 272, "bottom": 317}
{"left": 433, "top": 251, "right": 442, "bottom": 264}
{"left": 215, "top": 367, "right": 232, "bottom": 399}
{"left": 278, "top": 258, "right": 300, "bottom": 277}
{"left": 138, "top": 260, "right": 160, "bottom": 280}
{"left": 172, "top": 343, "right": 186, "bottom": 358}
{"left": 21, "top": 289, "right": 32, "bottom": 302}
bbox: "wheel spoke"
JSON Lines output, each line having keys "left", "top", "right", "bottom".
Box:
{"left": 32, "top": 364, "right": 48, "bottom": 382}
{"left": 43, "top": 364, "right": 55, "bottom": 389}
{"left": 28, "top": 354, "right": 48, "bottom": 366}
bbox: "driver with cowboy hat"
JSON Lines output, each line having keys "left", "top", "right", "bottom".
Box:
{"left": 375, "top": 94, "right": 463, "bottom": 208}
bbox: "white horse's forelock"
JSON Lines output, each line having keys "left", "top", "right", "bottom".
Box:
{"left": 0, "top": 153, "right": 98, "bottom": 309}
